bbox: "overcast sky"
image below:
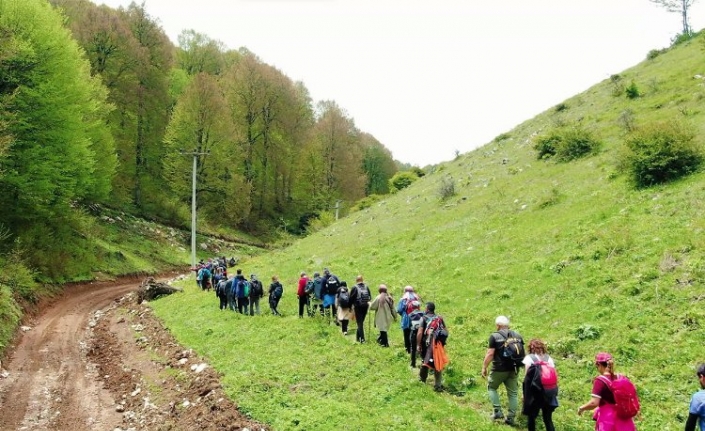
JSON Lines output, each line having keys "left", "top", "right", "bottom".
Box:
{"left": 94, "top": 0, "right": 703, "bottom": 166}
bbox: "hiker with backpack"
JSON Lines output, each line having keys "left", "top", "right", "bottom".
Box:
{"left": 369, "top": 284, "right": 397, "bottom": 347}
{"left": 578, "top": 352, "right": 638, "bottom": 431}
{"left": 406, "top": 299, "right": 424, "bottom": 368}
{"left": 336, "top": 281, "right": 353, "bottom": 335}
{"left": 685, "top": 363, "right": 705, "bottom": 431}
{"left": 297, "top": 272, "right": 309, "bottom": 318}
{"left": 216, "top": 276, "right": 229, "bottom": 311}
{"left": 310, "top": 272, "right": 324, "bottom": 317}
{"left": 233, "top": 269, "right": 249, "bottom": 315}
{"left": 396, "top": 285, "right": 422, "bottom": 354}
{"left": 416, "top": 302, "right": 449, "bottom": 392}
{"left": 522, "top": 339, "right": 558, "bottom": 431}
{"left": 349, "top": 275, "right": 371, "bottom": 343}
{"left": 268, "top": 275, "right": 283, "bottom": 316}
{"left": 481, "top": 315, "right": 524, "bottom": 426}
{"left": 321, "top": 268, "right": 341, "bottom": 323}
{"left": 248, "top": 274, "right": 264, "bottom": 315}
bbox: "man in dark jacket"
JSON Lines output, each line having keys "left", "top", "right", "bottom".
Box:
{"left": 268, "top": 275, "right": 283, "bottom": 316}
{"left": 349, "top": 275, "right": 371, "bottom": 343}
{"left": 321, "top": 268, "right": 340, "bottom": 323}
{"left": 248, "top": 274, "right": 264, "bottom": 315}
{"left": 233, "top": 269, "right": 248, "bottom": 315}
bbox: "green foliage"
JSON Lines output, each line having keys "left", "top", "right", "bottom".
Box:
{"left": 493, "top": 132, "right": 511, "bottom": 142}
{"left": 438, "top": 176, "right": 456, "bottom": 200}
{"left": 647, "top": 48, "right": 667, "bottom": 60}
{"left": 533, "top": 126, "right": 601, "bottom": 162}
{"left": 625, "top": 81, "right": 641, "bottom": 99}
{"left": 554, "top": 102, "right": 568, "bottom": 112}
{"left": 620, "top": 120, "right": 703, "bottom": 188}
{"left": 388, "top": 171, "right": 419, "bottom": 192}
{"left": 305, "top": 211, "right": 335, "bottom": 234}
{"left": 574, "top": 324, "right": 602, "bottom": 341}
{"left": 350, "top": 194, "right": 383, "bottom": 212}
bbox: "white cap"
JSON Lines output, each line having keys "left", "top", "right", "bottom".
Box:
{"left": 495, "top": 315, "right": 510, "bottom": 326}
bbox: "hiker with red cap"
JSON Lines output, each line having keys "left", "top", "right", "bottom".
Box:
{"left": 578, "top": 352, "right": 639, "bottom": 431}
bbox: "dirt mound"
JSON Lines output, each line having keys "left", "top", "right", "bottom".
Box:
{"left": 89, "top": 292, "right": 268, "bottom": 431}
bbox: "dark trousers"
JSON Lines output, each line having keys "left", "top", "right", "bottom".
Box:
{"left": 218, "top": 294, "right": 228, "bottom": 310}
{"left": 237, "top": 297, "right": 249, "bottom": 314}
{"left": 270, "top": 297, "right": 281, "bottom": 315}
{"left": 298, "top": 295, "right": 307, "bottom": 317}
{"left": 354, "top": 306, "right": 368, "bottom": 342}
{"left": 527, "top": 406, "right": 555, "bottom": 431}
{"left": 403, "top": 328, "right": 412, "bottom": 353}
{"left": 341, "top": 319, "right": 349, "bottom": 333}
{"left": 419, "top": 365, "right": 443, "bottom": 390}
{"left": 410, "top": 328, "right": 419, "bottom": 367}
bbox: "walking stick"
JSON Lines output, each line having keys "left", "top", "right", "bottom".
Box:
{"left": 367, "top": 305, "right": 371, "bottom": 341}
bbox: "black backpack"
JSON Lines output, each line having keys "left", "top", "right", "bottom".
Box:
{"left": 304, "top": 279, "right": 315, "bottom": 294}
{"left": 273, "top": 283, "right": 283, "bottom": 299}
{"left": 495, "top": 330, "right": 525, "bottom": 367}
{"left": 326, "top": 276, "right": 340, "bottom": 295}
{"left": 338, "top": 288, "right": 351, "bottom": 308}
{"left": 250, "top": 280, "right": 263, "bottom": 297}
{"left": 355, "top": 284, "right": 371, "bottom": 306}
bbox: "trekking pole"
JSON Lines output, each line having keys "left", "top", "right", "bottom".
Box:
{"left": 367, "top": 306, "right": 371, "bottom": 341}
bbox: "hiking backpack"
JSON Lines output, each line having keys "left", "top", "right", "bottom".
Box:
{"left": 405, "top": 298, "right": 421, "bottom": 315}
{"left": 304, "top": 279, "right": 315, "bottom": 295}
{"left": 597, "top": 374, "right": 640, "bottom": 419}
{"left": 326, "top": 276, "right": 340, "bottom": 295}
{"left": 495, "top": 330, "right": 525, "bottom": 367}
{"left": 338, "top": 288, "right": 351, "bottom": 308}
{"left": 250, "top": 280, "right": 263, "bottom": 297}
{"left": 424, "top": 315, "right": 449, "bottom": 345}
{"left": 529, "top": 354, "right": 558, "bottom": 391}
{"left": 409, "top": 309, "right": 424, "bottom": 330}
{"left": 356, "top": 284, "right": 371, "bottom": 306}
{"left": 273, "top": 283, "right": 283, "bottom": 299}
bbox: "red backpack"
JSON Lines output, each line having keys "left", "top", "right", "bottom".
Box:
{"left": 597, "top": 374, "right": 640, "bottom": 419}
{"left": 530, "top": 354, "right": 558, "bottom": 391}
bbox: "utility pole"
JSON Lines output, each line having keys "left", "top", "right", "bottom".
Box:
{"left": 181, "top": 150, "right": 208, "bottom": 268}
{"left": 335, "top": 200, "right": 342, "bottom": 220}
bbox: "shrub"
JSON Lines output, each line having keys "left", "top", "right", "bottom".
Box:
{"left": 625, "top": 81, "right": 641, "bottom": 99}
{"left": 533, "top": 126, "right": 601, "bottom": 162}
{"left": 617, "top": 109, "right": 636, "bottom": 133}
{"left": 494, "top": 132, "right": 511, "bottom": 142}
{"left": 574, "top": 323, "right": 602, "bottom": 340}
{"left": 438, "top": 176, "right": 456, "bottom": 200}
{"left": 388, "top": 171, "right": 419, "bottom": 192}
{"left": 350, "top": 194, "right": 383, "bottom": 212}
{"left": 646, "top": 48, "right": 667, "bottom": 60}
{"left": 554, "top": 102, "right": 568, "bottom": 112}
{"left": 620, "top": 120, "right": 703, "bottom": 188}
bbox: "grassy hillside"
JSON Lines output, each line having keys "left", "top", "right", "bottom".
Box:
{"left": 150, "top": 35, "right": 705, "bottom": 430}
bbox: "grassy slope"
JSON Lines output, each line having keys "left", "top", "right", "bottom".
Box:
{"left": 151, "top": 36, "right": 705, "bottom": 430}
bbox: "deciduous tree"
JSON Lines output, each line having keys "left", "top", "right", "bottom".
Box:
{"left": 649, "top": 0, "right": 698, "bottom": 35}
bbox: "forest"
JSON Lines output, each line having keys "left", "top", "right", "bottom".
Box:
{"left": 0, "top": 0, "right": 407, "bottom": 285}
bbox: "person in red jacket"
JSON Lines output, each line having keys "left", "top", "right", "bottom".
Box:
{"left": 297, "top": 271, "right": 309, "bottom": 318}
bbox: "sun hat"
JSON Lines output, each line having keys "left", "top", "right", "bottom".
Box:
{"left": 595, "top": 352, "right": 613, "bottom": 363}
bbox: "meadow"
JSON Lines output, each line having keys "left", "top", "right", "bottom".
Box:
{"left": 149, "top": 34, "right": 705, "bottom": 430}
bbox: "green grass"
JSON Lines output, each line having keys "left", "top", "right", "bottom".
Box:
{"left": 149, "top": 35, "right": 705, "bottom": 430}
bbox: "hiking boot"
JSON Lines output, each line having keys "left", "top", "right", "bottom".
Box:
{"left": 490, "top": 411, "right": 504, "bottom": 421}
{"left": 504, "top": 417, "right": 515, "bottom": 426}
{"left": 343, "top": 331, "right": 348, "bottom": 336}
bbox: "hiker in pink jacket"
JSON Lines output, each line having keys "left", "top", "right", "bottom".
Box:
{"left": 577, "top": 352, "right": 637, "bottom": 431}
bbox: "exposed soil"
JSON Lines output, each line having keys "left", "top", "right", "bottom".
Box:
{"left": 0, "top": 277, "right": 267, "bottom": 431}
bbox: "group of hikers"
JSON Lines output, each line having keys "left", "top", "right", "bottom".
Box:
{"left": 191, "top": 261, "right": 705, "bottom": 431}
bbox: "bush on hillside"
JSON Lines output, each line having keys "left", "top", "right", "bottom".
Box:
{"left": 533, "top": 126, "right": 601, "bottom": 162}
{"left": 388, "top": 171, "right": 419, "bottom": 192}
{"left": 350, "top": 194, "right": 383, "bottom": 212}
{"left": 646, "top": 48, "right": 667, "bottom": 60}
{"left": 625, "top": 81, "right": 641, "bottom": 99}
{"left": 437, "top": 176, "right": 456, "bottom": 200}
{"left": 619, "top": 120, "right": 703, "bottom": 188}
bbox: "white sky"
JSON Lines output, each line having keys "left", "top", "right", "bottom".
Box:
{"left": 95, "top": 0, "right": 703, "bottom": 166}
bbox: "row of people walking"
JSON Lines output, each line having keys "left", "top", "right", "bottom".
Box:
{"left": 193, "top": 264, "right": 705, "bottom": 431}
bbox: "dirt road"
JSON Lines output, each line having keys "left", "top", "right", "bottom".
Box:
{"left": 0, "top": 277, "right": 266, "bottom": 431}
